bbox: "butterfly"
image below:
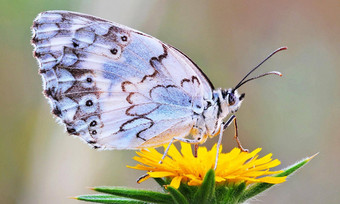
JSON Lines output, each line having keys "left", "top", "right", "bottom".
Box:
{"left": 31, "top": 11, "right": 286, "bottom": 165}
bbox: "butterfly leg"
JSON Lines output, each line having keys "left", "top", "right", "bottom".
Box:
{"left": 194, "top": 144, "right": 198, "bottom": 158}
{"left": 214, "top": 115, "right": 236, "bottom": 169}
{"left": 160, "top": 136, "right": 203, "bottom": 164}
{"left": 232, "top": 117, "right": 249, "bottom": 152}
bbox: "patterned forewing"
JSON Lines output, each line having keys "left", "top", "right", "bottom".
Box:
{"left": 32, "top": 11, "right": 213, "bottom": 149}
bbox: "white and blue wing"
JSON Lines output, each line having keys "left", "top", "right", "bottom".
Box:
{"left": 32, "top": 10, "right": 214, "bottom": 149}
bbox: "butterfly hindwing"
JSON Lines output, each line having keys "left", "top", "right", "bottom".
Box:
{"left": 32, "top": 10, "right": 213, "bottom": 149}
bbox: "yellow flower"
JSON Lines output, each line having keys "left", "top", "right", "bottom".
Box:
{"left": 128, "top": 143, "right": 286, "bottom": 189}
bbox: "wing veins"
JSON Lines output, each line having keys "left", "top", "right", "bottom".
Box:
{"left": 134, "top": 36, "right": 194, "bottom": 98}
{"left": 100, "top": 115, "right": 191, "bottom": 141}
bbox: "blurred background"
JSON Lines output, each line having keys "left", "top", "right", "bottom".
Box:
{"left": 1, "top": 0, "right": 339, "bottom": 203}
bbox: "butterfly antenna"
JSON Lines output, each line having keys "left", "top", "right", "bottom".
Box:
{"left": 233, "top": 46, "right": 287, "bottom": 90}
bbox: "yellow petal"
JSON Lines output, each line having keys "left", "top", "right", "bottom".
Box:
{"left": 181, "top": 143, "right": 194, "bottom": 159}
{"left": 137, "top": 174, "right": 150, "bottom": 183}
{"left": 257, "top": 176, "right": 287, "bottom": 184}
{"left": 170, "top": 176, "right": 183, "bottom": 189}
{"left": 188, "top": 179, "right": 203, "bottom": 186}
{"left": 167, "top": 144, "right": 182, "bottom": 160}
{"left": 127, "top": 164, "right": 154, "bottom": 171}
{"left": 215, "top": 176, "right": 226, "bottom": 182}
{"left": 148, "top": 171, "right": 176, "bottom": 178}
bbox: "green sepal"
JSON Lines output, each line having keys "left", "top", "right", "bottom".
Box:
{"left": 239, "top": 156, "right": 314, "bottom": 203}
{"left": 75, "top": 194, "right": 146, "bottom": 203}
{"left": 177, "top": 183, "right": 198, "bottom": 202}
{"left": 222, "top": 182, "right": 246, "bottom": 204}
{"left": 167, "top": 186, "right": 189, "bottom": 204}
{"left": 215, "top": 186, "right": 229, "bottom": 203}
{"left": 153, "top": 177, "right": 168, "bottom": 190}
{"left": 193, "top": 169, "right": 216, "bottom": 204}
{"left": 92, "top": 186, "right": 172, "bottom": 204}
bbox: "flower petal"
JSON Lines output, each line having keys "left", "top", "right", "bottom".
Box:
{"left": 257, "top": 176, "right": 287, "bottom": 184}
{"left": 170, "top": 176, "right": 183, "bottom": 189}
{"left": 148, "top": 171, "right": 176, "bottom": 178}
{"left": 128, "top": 143, "right": 286, "bottom": 188}
{"left": 181, "top": 143, "right": 194, "bottom": 159}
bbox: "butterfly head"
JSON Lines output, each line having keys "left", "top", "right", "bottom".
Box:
{"left": 222, "top": 89, "right": 245, "bottom": 114}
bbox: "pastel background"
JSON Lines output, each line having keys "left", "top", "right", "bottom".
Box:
{"left": 1, "top": 0, "right": 339, "bottom": 203}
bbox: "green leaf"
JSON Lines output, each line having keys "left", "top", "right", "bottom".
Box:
{"left": 239, "top": 155, "right": 317, "bottom": 203}
{"left": 193, "top": 169, "right": 216, "bottom": 204}
{"left": 92, "top": 186, "right": 172, "bottom": 204}
{"left": 75, "top": 194, "right": 146, "bottom": 203}
{"left": 167, "top": 186, "right": 189, "bottom": 204}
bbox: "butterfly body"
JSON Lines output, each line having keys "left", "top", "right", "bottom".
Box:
{"left": 32, "top": 11, "right": 245, "bottom": 150}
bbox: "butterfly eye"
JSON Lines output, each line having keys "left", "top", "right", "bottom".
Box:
{"left": 228, "top": 94, "right": 236, "bottom": 106}
{"left": 239, "top": 93, "right": 245, "bottom": 101}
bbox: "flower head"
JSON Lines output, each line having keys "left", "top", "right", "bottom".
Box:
{"left": 128, "top": 143, "right": 286, "bottom": 189}
{"left": 78, "top": 142, "right": 315, "bottom": 204}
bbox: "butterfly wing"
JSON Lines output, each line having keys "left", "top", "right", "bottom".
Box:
{"left": 32, "top": 10, "right": 214, "bottom": 149}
